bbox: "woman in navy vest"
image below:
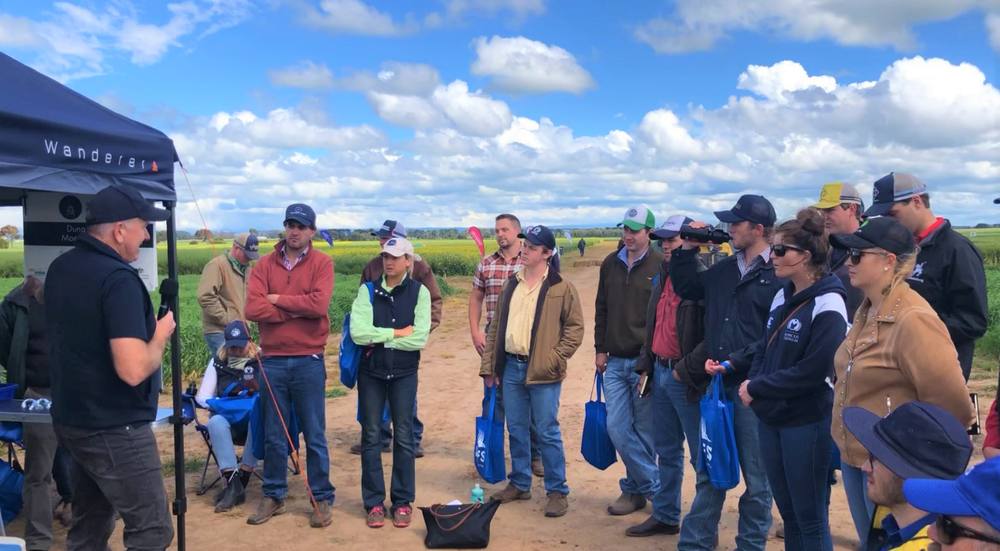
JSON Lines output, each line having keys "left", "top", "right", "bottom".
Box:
{"left": 350, "top": 237, "right": 431, "bottom": 529}
{"left": 196, "top": 320, "right": 261, "bottom": 513}
{"left": 739, "top": 209, "right": 849, "bottom": 551}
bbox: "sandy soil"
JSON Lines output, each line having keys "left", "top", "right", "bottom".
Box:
{"left": 13, "top": 241, "right": 993, "bottom": 550}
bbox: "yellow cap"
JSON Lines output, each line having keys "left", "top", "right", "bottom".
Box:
{"left": 812, "top": 182, "right": 863, "bottom": 209}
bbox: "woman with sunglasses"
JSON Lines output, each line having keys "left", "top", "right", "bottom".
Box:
{"left": 737, "top": 209, "right": 847, "bottom": 551}
{"left": 829, "top": 217, "right": 975, "bottom": 546}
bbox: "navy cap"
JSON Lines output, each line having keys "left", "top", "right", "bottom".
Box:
{"left": 714, "top": 195, "right": 776, "bottom": 228}
{"left": 234, "top": 232, "right": 260, "bottom": 260}
{"left": 372, "top": 220, "right": 407, "bottom": 239}
{"left": 844, "top": 402, "right": 972, "bottom": 481}
{"left": 518, "top": 225, "right": 556, "bottom": 250}
{"left": 223, "top": 320, "right": 250, "bottom": 349}
{"left": 86, "top": 185, "right": 171, "bottom": 225}
{"left": 829, "top": 217, "right": 915, "bottom": 257}
{"left": 904, "top": 457, "right": 1000, "bottom": 535}
{"left": 994, "top": 198, "right": 1000, "bottom": 204}
{"left": 284, "top": 203, "right": 316, "bottom": 227}
{"left": 864, "top": 172, "right": 927, "bottom": 217}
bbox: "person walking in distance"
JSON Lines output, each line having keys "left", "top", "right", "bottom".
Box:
{"left": 628, "top": 215, "right": 708, "bottom": 538}
{"left": 245, "top": 203, "right": 336, "bottom": 528}
{"left": 469, "top": 214, "right": 542, "bottom": 477}
{"left": 349, "top": 219, "right": 441, "bottom": 458}
{"left": 45, "top": 185, "right": 176, "bottom": 550}
{"left": 595, "top": 206, "right": 663, "bottom": 516}
{"left": 197, "top": 232, "right": 259, "bottom": 355}
{"left": 671, "top": 194, "right": 782, "bottom": 551}
{"left": 865, "top": 172, "right": 987, "bottom": 381}
{"left": 480, "top": 225, "right": 584, "bottom": 518}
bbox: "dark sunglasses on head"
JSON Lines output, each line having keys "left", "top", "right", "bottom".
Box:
{"left": 772, "top": 244, "right": 805, "bottom": 257}
{"left": 935, "top": 515, "right": 1000, "bottom": 545}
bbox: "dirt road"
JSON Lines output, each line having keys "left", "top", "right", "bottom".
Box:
{"left": 17, "top": 242, "right": 989, "bottom": 550}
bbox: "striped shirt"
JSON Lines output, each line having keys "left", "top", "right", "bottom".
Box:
{"left": 736, "top": 246, "right": 772, "bottom": 278}
{"left": 280, "top": 245, "right": 309, "bottom": 271}
{"left": 473, "top": 248, "right": 523, "bottom": 325}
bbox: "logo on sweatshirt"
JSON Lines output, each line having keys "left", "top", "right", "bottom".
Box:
{"left": 783, "top": 318, "right": 802, "bottom": 343}
{"left": 787, "top": 319, "right": 802, "bottom": 332}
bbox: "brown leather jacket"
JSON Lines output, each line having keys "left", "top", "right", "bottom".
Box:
{"left": 833, "top": 282, "right": 975, "bottom": 468}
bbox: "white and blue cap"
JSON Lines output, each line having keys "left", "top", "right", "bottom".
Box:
{"left": 864, "top": 172, "right": 927, "bottom": 217}
{"left": 381, "top": 237, "right": 415, "bottom": 258}
{"left": 284, "top": 203, "right": 316, "bottom": 227}
{"left": 224, "top": 320, "right": 250, "bottom": 349}
{"left": 651, "top": 215, "right": 693, "bottom": 240}
{"left": 372, "top": 220, "right": 407, "bottom": 239}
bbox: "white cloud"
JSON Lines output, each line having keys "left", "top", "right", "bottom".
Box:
{"left": 987, "top": 11, "right": 1000, "bottom": 53}
{"left": 336, "top": 61, "right": 442, "bottom": 95}
{"left": 470, "top": 36, "right": 596, "bottom": 95}
{"left": 158, "top": 55, "right": 1000, "bottom": 231}
{"left": 1, "top": 0, "right": 254, "bottom": 81}
{"left": 442, "top": 0, "right": 546, "bottom": 20}
{"left": 737, "top": 60, "right": 838, "bottom": 103}
{"left": 268, "top": 61, "right": 335, "bottom": 89}
{"left": 296, "top": 0, "right": 418, "bottom": 36}
{"left": 634, "top": 0, "right": 992, "bottom": 54}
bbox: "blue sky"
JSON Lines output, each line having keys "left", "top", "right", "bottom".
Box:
{"left": 1, "top": 0, "right": 998, "bottom": 231}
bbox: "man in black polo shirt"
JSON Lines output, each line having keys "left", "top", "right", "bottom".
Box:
{"left": 45, "top": 185, "right": 176, "bottom": 551}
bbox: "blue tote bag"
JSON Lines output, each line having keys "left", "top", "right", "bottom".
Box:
{"left": 581, "top": 371, "right": 617, "bottom": 470}
{"left": 339, "top": 282, "right": 374, "bottom": 389}
{"left": 699, "top": 374, "right": 740, "bottom": 490}
{"left": 206, "top": 383, "right": 255, "bottom": 433}
{"left": 474, "top": 385, "right": 506, "bottom": 484}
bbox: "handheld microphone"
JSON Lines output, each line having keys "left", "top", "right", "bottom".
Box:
{"left": 158, "top": 278, "right": 179, "bottom": 320}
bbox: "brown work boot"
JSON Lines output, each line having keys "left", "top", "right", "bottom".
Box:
{"left": 531, "top": 458, "right": 544, "bottom": 477}
{"left": 607, "top": 492, "right": 647, "bottom": 515}
{"left": 489, "top": 483, "right": 531, "bottom": 503}
{"left": 246, "top": 497, "right": 286, "bottom": 525}
{"left": 544, "top": 493, "right": 568, "bottom": 518}
{"left": 310, "top": 500, "right": 333, "bottom": 528}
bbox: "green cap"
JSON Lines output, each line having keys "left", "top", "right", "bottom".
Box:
{"left": 617, "top": 205, "right": 655, "bottom": 231}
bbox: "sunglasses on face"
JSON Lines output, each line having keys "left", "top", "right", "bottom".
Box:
{"left": 772, "top": 244, "right": 805, "bottom": 257}
{"left": 935, "top": 515, "right": 1000, "bottom": 546}
{"left": 847, "top": 248, "right": 884, "bottom": 265}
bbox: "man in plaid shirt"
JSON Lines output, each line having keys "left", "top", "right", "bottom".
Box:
{"left": 469, "top": 214, "right": 542, "bottom": 477}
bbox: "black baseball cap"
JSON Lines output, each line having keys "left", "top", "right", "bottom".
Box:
{"left": 223, "top": 320, "right": 250, "bottom": 349}
{"left": 372, "top": 220, "right": 407, "bottom": 239}
{"left": 714, "top": 194, "right": 776, "bottom": 228}
{"left": 864, "top": 172, "right": 927, "bottom": 217}
{"left": 518, "top": 225, "right": 556, "bottom": 250}
{"left": 86, "top": 185, "right": 171, "bottom": 225}
{"left": 284, "top": 203, "right": 316, "bottom": 227}
{"left": 844, "top": 402, "right": 972, "bottom": 480}
{"left": 829, "top": 217, "right": 915, "bottom": 257}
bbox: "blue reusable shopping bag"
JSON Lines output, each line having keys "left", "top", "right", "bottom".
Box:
{"left": 250, "top": 398, "right": 299, "bottom": 460}
{"left": 581, "top": 371, "right": 617, "bottom": 470}
{"left": 206, "top": 383, "right": 255, "bottom": 433}
{"left": 0, "top": 456, "right": 23, "bottom": 524}
{"left": 339, "top": 282, "right": 375, "bottom": 389}
{"left": 474, "top": 385, "right": 506, "bottom": 484}
{"left": 699, "top": 374, "right": 740, "bottom": 490}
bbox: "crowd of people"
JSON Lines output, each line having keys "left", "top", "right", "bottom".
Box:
{"left": 2, "top": 173, "right": 999, "bottom": 551}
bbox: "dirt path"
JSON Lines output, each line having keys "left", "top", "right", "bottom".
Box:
{"left": 17, "top": 242, "right": 989, "bottom": 550}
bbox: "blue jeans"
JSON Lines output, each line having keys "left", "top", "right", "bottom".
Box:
{"left": 259, "top": 355, "right": 335, "bottom": 503}
{"left": 651, "top": 366, "right": 702, "bottom": 526}
{"left": 501, "top": 356, "right": 568, "bottom": 495}
{"left": 678, "top": 383, "right": 772, "bottom": 551}
{"left": 359, "top": 370, "right": 417, "bottom": 511}
{"left": 603, "top": 356, "right": 658, "bottom": 497}
{"left": 204, "top": 333, "right": 225, "bottom": 357}
{"left": 207, "top": 413, "right": 259, "bottom": 472}
{"left": 482, "top": 322, "right": 539, "bottom": 461}
{"left": 378, "top": 397, "right": 423, "bottom": 448}
{"left": 841, "top": 461, "right": 875, "bottom": 543}
{"left": 758, "top": 418, "right": 833, "bottom": 551}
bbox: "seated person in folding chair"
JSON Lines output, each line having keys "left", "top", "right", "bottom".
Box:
{"left": 195, "top": 320, "right": 261, "bottom": 513}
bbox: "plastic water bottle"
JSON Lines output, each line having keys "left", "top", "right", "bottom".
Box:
{"left": 471, "top": 484, "right": 484, "bottom": 504}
